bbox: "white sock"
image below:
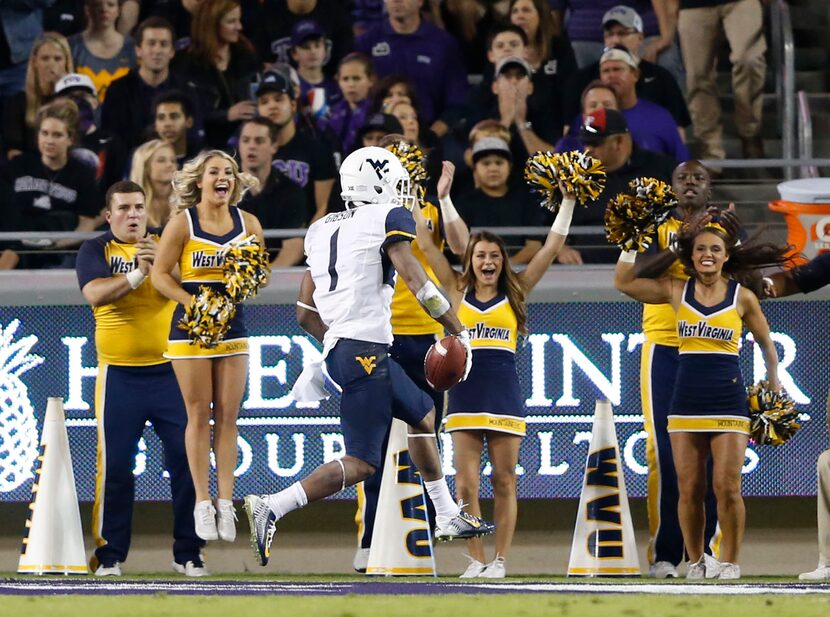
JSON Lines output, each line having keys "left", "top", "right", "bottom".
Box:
{"left": 266, "top": 482, "right": 308, "bottom": 520}
{"left": 423, "top": 478, "right": 460, "bottom": 520}
{"left": 216, "top": 498, "right": 233, "bottom": 509}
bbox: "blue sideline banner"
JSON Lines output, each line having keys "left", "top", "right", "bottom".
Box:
{"left": 0, "top": 300, "right": 826, "bottom": 502}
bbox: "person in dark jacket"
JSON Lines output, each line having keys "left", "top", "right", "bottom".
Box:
{"left": 172, "top": 0, "right": 257, "bottom": 148}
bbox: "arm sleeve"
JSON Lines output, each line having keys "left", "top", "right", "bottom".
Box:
{"left": 792, "top": 253, "right": 830, "bottom": 294}
{"left": 75, "top": 238, "right": 111, "bottom": 289}
{"left": 381, "top": 206, "right": 416, "bottom": 250}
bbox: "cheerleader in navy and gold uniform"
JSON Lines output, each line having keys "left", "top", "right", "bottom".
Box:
{"left": 616, "top": 222, "right": 789, "bottom": 580}
{"left": 153, "top": 150, "right": 265, "bottom": 544}
{"left": 413, "top": 187, "right": 577, "bottom": 578}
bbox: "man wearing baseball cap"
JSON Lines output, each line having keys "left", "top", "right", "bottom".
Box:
{"left": 598, "top": 46, "right": 689, "bottom": 162}
{"left": 255, "top": 67, "right": 336, "bottom": 224}
{"left": 356, "top": 113, "right": 403, "bottom": 148}
{"left": 562, "top": 107, "right": 675, "bottom": 264}
{"left": 562, "top": 5, "right": 690, "bottom": 134}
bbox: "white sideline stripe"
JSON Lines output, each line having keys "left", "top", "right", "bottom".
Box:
{"left": 64, "top": 414, "right": 650, "bottom": 429}
{"left": 1, "top": 581, "right": 829, "bottom": 595}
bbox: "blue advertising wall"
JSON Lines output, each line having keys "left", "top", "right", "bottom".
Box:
{"left": 0, "top": 293, "right": 826, "bottom": 503}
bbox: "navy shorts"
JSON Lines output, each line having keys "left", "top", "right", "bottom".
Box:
{"left": 324, "top": 339, "right": 432, "bottom": 468}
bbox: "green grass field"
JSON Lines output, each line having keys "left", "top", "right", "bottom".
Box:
{"left": 3, "top": 574, "right": 830, "bottom": 616}
{"left": 5, "top": 593, "right": 830, "bottom": 617}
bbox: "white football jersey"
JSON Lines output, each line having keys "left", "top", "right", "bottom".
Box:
{"left": 305, "top": 205, "right": 416, "bottom": 348}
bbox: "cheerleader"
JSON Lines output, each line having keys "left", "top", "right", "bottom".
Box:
{"left": 152, "top": 150, "right": 264, "bottom": 543}
{"left": 615, "top": 219, "right": 789, "bottom": 579}
{"left": 412, "top": 185, "right": 575, "bottom": 578}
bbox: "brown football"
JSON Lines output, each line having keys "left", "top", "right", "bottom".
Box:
{"left": 424, "top": 335, "right": 466, "bottom": 391}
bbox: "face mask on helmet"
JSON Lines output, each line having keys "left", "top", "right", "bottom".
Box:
{"left": 340, "top": 147, "right": 415, "bottom": 209}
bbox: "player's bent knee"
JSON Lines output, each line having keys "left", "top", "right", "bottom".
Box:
{"left": 409, "top": 410, "right": 436, "bottom": 435}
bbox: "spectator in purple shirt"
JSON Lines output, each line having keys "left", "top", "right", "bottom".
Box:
{"left": 289, "top": 19, "right": 343, "bottom": 122}
{"left": 599, "top": 46, "right": 688, "bottom": 162}
{"left": 324, "top": 52, "right": 375, "bottom": 154}
{"left": 355, "top": 0, "right": 468, "bottom": 137}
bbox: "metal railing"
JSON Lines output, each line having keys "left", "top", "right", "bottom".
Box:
{"left": 770, "top": 0, "right": 796, "bottom": 179}
{"left": 797, "top": 90, "right": 819, "bottom": 179}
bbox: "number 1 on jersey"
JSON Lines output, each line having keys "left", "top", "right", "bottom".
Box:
{"left": 327, "top": 229, "right": 340, "bottom": 291}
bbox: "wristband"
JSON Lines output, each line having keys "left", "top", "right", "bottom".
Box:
{"left": 552, "top": 197, "right": 575, "bottom": 236}
{"left": 415, "top": 280, "right": 451, "bottom": 318}
{"left": 618, "top": 250, "right": 637, "bottom": 264}
{"left": 438, "top": 195, "right": 460, "bottom": 224}
{"left": 126, "top": 268, "right": 147, "bottom": 289}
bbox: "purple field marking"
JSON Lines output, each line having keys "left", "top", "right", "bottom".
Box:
{"left": 2, "top": 579, "right": 830, "bottom": 596}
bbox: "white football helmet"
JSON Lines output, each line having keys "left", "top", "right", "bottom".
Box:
{"left": 340, "top": 146, "right": 414, "bottom": 209}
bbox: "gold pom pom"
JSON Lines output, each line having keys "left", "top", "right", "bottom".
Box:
{"left": 747, "top": 381, "right": 801, "bottom": 446}
{"left": 222, "top": 235, "right": 270, "bottom": 303}
{"left": 178, "top": 285, "right": 237, "bottom": 348}
{"left": 524, "top": 150, "right": 606, "bottom": 212}
{"left": 604, "top": 177, "right": 677, "bottom": 251}
{"left": 386, "top": 140, "right": 429, "bottom": 210}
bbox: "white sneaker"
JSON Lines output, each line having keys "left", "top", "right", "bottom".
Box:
{"left": 172, "top": 558, "right": 210, "bottom": 577}
{"left": 94, "top": 562, "right": 122, "bottom": 576}
{"left": 703, "top": 553, "right": 722, "bottom": 579}
{"left": 353, "top": 547, "right": 370, "bottom": 573}
{"left": 479, "top": 555, "right": 506, "bottom": 579}
{"left": 800, "top": 565, "right": 830, "bottom": 581}
{"left": 459, "top": 555, "right": 487, "bottom": 578}
{"left": 649, "top": 561, "right": 679, "bottom": 579}
{"left": 718, "top": 562, "right": 741, "bottom": 579}
{"left": 194, "top": 500, "right": 218, "bottom": 541}
{"left": 216, "top": 499, "right": 237, "bottom": 542}
{"left": 688, "top": 554, "right": 721, "bottom": 579}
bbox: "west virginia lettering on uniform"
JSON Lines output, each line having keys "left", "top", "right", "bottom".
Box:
{"left": 109, "top": 255, "right": 138, "bottom": 274}
{"left": 191, "top": 251, "right": 224, "bottom": 269}
{"left": 471, "top": 322, "right": 511, "bottom": 341}
{"left": 677, "top": 319, "right": 734, "bottom": 342}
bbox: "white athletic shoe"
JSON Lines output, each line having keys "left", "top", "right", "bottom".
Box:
{"left": 687, "top": 554, "right": 721, "bottom": 579}
{"left": 194, "top": 500, "right": 219, "bottom": 541}
{"left": 649, "top": 561, "right": 679, "bottom": 579}
{"left": 172, "top": 558, "right": 210, "bottom": 577}
{"left": 718, "top": 562, "right": 741, "bottom": 580}
{"left": 94, "top": 562, "right": 122, "bottom": 576}
{"left": 479, "top": 555, "right": 506, "bottom": 579}
{"left": 800, "top": 566, "right": 830, "bottom": 581}
{"left": 459, "top": 556, "right": 487, "bottom": 579}
{"left": 353, "top": 547, "right": 370, "bottom": 573}
{"left": 216, "top": 499, "right": 237, "bottom": 542}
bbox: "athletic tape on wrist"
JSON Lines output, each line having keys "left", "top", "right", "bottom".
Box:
{"left": 552, "top": 197, "right": 576, "bottom": 236}
{"left": 618, "top": 250, "right": 638, "bottom": 264}
{"left": 126, "top": 268, "right": 147, "bottom": 289}
{"left": 416, "top": 280, "right": 451, "bottom": 318}
{"left": 439, "top": 195, "right": 460, "bottom": 223}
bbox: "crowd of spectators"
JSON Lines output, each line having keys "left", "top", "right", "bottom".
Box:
{"left": 0, "top": 0, "right": 768, "bottom": 269}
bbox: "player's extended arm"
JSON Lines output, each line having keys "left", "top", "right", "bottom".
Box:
{"left": 386, "top": 241, "right": 464, "bottom": 335}
{"left": 296, "top": 270, "right": 327, "bottom": 343}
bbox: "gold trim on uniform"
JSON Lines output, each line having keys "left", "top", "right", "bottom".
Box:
{"left": 667, "top": 415, "right": 749, "bottom": 434}
{"left": 164, "top": 337, "right": 249, "bottom": 359}
{"left": 444, "top": 413, "right": 526, "bottom": 436}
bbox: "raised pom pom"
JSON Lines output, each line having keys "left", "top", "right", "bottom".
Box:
{"left": 605, "top": 177, "right": 677, "bottom": 251}
{"left": 386, "top": 140, "right": 428, "bottom": 209}
{"left": 222, "top": 235, "right": 270, "bottom": 304}
{"left": 747, "top": 381, "right": 801, "bottom": 446}
{"left": 524, "top": 150, "right": 606, "bottom": 212}
{"left": 178, "top": 285, "right": 237, "bottom": 348}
